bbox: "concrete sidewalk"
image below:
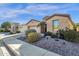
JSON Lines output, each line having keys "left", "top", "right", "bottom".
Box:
{"left": 0, "top": 33, "right": 24, "bottom": 56}
{"left": 0, "top": 35, "right": 11, "bottom": 56}
{"left": 0, "top": 33, "right": 60, "bottom": 56}
{"left": 3, "top": 37, "right": 60, "bottom": 56}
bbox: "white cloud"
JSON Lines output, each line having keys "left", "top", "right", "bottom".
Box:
{"left": 0, "top": 3, "right": 77, "bottom": 21}
{"left": 26, "top": 4, "right": 59, "bottom": 11}
{"left": 0, "top": 4, "right": 58, "bottom": 19}
{"left": 0, "top": 7, "right": 32, "bottom": 19}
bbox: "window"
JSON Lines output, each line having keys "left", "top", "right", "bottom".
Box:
{"left": 53, "top": 20, "right": 59, "bottom": 29}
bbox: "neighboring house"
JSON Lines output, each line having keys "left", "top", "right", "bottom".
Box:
{"left": 19, "top": 24, "right": 27, "bottom": 32}
{"left": 25, "top": 19, "right": 40, "bottom": 32}
{"left": 10, "top": 23, "right": 19, "bottom": 33}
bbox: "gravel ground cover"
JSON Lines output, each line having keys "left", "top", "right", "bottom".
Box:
{"left": 17, "top": 36, "right": 79, "bottom": 56}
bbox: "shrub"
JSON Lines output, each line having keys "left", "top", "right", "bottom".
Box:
{"left": 4, "top": 30, "right": 10, "bottom": 32}
{"left": 0, "top": 30, "right": 4, "bottom": 32}
{"left": 57, "top": 29, "right": 79, "bottom": 43}
{"left": 0, "top": 29, "right": 4, "bottom": 32}
{"left": 56, "top": 29, "right": 64, "bottom": 39}
{"left": 44, "top": 31, "right": 57, "bottom": 38}
{"left": 10, "top": 32, "right": 15, "bottom": 34}
{"left": 27, "top": 32, "right": 41, "bottom": 43}
{"left": 0, "top": 29, "right": 10, "bottom": 32}
{"left": 26, "top": 29, "right": 36, "bottom": 37}
{"left": 51, "top": 34, "right": 57, "bottom": 38}
{"left": 16, "top": 31, "right": 21, "bottom": 33}
{"left": 44, "top": 31, "right": 52, "bottom": 36}
{"left": 63, "top": 30, "right": 79, "bottom": 42}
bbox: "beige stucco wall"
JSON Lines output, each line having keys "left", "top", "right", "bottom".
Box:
{"left": 46, "top": 16, "right": 74, "bottom": 32}
{"left": 37, "top": 26, "right": 41, "bottom": 33}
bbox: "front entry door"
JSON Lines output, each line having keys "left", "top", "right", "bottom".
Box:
{"left": 41, "top": 24, "right": 47, "bottom": 33}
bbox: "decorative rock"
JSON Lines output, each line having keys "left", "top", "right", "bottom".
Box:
{"left": 55, "top": 39, "right": 59, "bottom": 41}
{"left": 63, "top": 42, "right": 66, "bottom": 45}
{"left": 45, "top": 36, "right": 51, "bottom": 39}
{"left": 41, "top": 34, "right": 44, "bottom": 38}
{"left": 33, "top": 38, "right": 79, "bottom": 56}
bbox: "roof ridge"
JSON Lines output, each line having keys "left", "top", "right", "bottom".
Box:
{"left": 26, "top": 19, "right": 40, "bottom": 25}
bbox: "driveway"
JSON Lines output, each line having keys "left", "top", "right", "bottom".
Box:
{"left": 0, "top": 32, "right": 10, "bottom": 36}
{"left": 0, "top": 33, "right": 11, "bottom": 56}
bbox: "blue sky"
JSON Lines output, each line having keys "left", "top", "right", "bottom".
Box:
{"left": 0, "top": 3, "right": 79, "bottom": 24}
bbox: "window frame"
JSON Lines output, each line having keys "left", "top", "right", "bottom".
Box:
{"left": 52, "top": 19, "right": 60, "bottom": 30}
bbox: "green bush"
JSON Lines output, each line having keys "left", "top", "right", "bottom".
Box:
{"left": 63, "top": 30, "right": 79, "bottom": 42}
{"left": 16, "top": 31, "right": 21, "bottom": 33}
{"left": 57, "top": 29, "right": 79, "bottom": 43}
{"left": 56, "top": 29, "right": 64, "bottom": 39}
{"left": 0, "top": 29, "right": 10, "bottom": 32}
{"left": 44, "top": 31, "right": 57, "bottom": 38}
{"left": 0, "top": 29, "right": 4, "bottom": 32}
{"left": 44, "top": 31, "right": 52, "bottom": 36}
{"left": 27, "top": 32, "right": 41, "bottom": 43}
{"left": 4, "top": 30, "right": 10, "bottom": 32}
{"left": 10, "top": 32, "right": 14, "bottom": 34}
{"left": 26, "top": 29, "right": 36, "bottom": 37}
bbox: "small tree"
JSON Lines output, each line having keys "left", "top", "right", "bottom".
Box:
{"left": 1, "top": 22, "right": 11, "bottom": 32}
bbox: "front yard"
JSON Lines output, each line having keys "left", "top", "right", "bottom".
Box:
{"left": 33, "top": 37, "right": 79, "bottom": 56}
{"left": 17, "top": 29, "right": 79, "bottom": 56}
{"left": 17, "top": 35, "right": 79, "bottom": 56}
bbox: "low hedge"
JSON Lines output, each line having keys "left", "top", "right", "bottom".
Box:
{"left": 0, "top": 29, "right": 5, "bottom": 32}
{"left": 0, "top": 29, "right": 10, "bottom": 32}
{"left": 57, "top": 29, "right": 79, "bottom": 43}
{"left": 44, "top": 31, "right": 57, "bottom": 38}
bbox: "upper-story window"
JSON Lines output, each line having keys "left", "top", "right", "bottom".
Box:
{"left": 52, "top": 20, "right": 59, "bottom": 29}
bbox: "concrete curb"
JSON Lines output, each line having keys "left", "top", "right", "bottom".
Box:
{"left": 3, "top": 37, "right": 60, "bottom": 56}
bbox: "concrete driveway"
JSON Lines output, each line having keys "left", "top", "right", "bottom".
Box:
{"left": 0, "top": 33, "right": 10, "bottom": 56}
